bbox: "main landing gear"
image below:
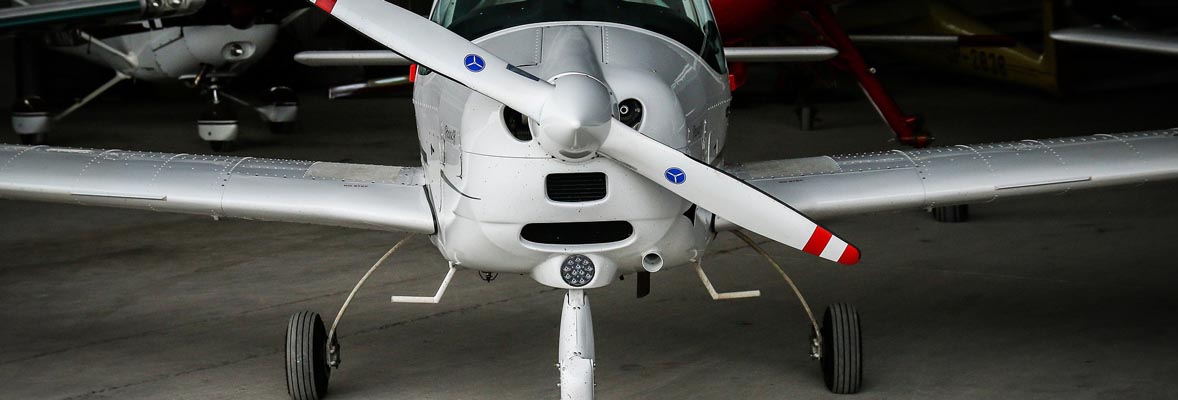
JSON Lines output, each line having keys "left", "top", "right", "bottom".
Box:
{"left": 817, "top": 304, "right": 863, "bottom": 394}
{"left": 282, "top": 234, "right": 859, "bottom": 399}
{"left": 722, "top": 231, "right": 863, "bottom": 394}
{"left": 10, "top": 72, "right": 130, "bottom": 146}
{"left": 285, "top": 311, "right": 331, "bottom": 400}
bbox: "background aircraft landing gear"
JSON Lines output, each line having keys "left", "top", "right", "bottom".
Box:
{"left": 286, "top": 311, "right": 331, "bottom": 400}
{"left": 260, "top": 86, "right": 299, "bottom": 134}
{"left": 198, "top": 83, "right": 239, "bottom": 152}
{"left": 12, "top": 97, "right": 51, "bottom": 145}
{"left": 817, "top": 303, "right": 862, "bottom": 394}
{"left": 932, "top": 204, "right": 970, "bottom": 223}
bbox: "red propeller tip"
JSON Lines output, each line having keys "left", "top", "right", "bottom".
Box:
{"left": 312, "top": 0, "right": 337, "bottom": 13}
{"left": 837, "top": 246, "right": 860, "bottom": 265}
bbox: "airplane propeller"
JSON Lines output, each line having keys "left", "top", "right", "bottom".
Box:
{"left": 310, "top": 0, "right": 860, "bottom": 265}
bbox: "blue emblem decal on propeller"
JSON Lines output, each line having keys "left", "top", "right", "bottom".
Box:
{"left": 464, "top": 54, "right": 486, "bottom": 72}
{"left": 664, "top": 167, "right": 686, "bottom": 184}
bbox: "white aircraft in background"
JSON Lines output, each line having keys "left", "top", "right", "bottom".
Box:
{"left": 2, "top": 0, "right": 1178, "bottom": 399}
{"left": 2, "top": 0, "right": 302, "bottom": 151}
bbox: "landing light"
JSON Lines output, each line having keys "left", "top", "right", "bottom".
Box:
{"left": 561, "top": 255, "right": 595, "bottom": 287}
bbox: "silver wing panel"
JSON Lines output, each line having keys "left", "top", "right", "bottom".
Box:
{"left": 724, "top": 129, "right": 1178, "bottom": 222}
{"left": 0, "top": 145, "right": 435, "bottom": 233}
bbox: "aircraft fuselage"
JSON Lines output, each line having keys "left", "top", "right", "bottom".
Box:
{"left": 413, "top": 22, "right": 732, "bottom": 289}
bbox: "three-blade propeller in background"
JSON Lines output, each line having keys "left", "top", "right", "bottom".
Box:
{"left": 309, "top": 0, "right": 860, "bottom": 265}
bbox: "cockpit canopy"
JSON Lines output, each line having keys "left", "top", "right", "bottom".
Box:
{"left": 430, "top": 0, "right": 726, "bottom": 73}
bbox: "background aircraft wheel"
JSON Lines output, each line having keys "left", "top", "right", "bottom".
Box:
{"left": 932, "top": 204, "right": 969, "bottom": 223}
{"left": 18, "top": 133, "right": 48, "bottom": 145}
{"left": 263, "top": 86, "right": 299, "bottom": 134}
{"left": 13, "top": 96, "right": 52, "bottom": 144}
{"left": 198, "top": 103, "right": 239, "bottom": 152}
{"left": 286, "top": 311, "right": 331, "bottom": 400}
{"left": 820, "top": 303, "right": 862, "bottom": 394}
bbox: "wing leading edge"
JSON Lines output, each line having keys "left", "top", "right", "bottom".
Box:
{"left": 0, "top": 145, "right": 435, "bottom": 233}
{"left": 722, "top": 129, "right": 1178, "bottom": 224}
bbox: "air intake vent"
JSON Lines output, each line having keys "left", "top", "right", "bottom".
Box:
{"left": 546, "top": 172, "right": 607, "bottom": 203}
{"left": 546, "top": 172, "right": 607, "bottom": 202}
{"left": 521, "top": 221, "right": 633, "bottom": 245}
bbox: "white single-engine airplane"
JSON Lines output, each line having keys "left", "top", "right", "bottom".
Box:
{"left": 2, "top": 0, "right": 1178, "bottom": 399}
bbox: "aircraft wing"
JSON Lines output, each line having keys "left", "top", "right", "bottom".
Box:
{"left": 1051, "top": 28, "right": 1178, "bottom": 57}
{"left": 0, "top": 145, "right": 435, "bottom": 233}
{"left": 720, "top": 129, "right": 1178, "bottom": 224}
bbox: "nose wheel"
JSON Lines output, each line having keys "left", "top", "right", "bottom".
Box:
{"left": 285, "top": 311, "right": 331, "bottom": 400}
{"left": 818, "top": 303, "right": 862, "bottom": 394}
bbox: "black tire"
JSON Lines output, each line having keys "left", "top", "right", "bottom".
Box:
{"left": 821, "top": 303, "right": 862, "bottom": 394}
{"left": 932, "top": 204, "right": 969, "bottom": 223}
{"left": 286, "top": 311, "right": 330, "bottom": 400}
{"left": 208, "top": 140, "right": 233, "bottom": 152}
{"left": 18, "top": 133, "right": 47, "bottom": 145}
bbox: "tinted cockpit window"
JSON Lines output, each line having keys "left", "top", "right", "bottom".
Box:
{"left": 431, "top": 0, "right": 727, "bottom": 73}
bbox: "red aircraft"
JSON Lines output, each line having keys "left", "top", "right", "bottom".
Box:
{"left": 712, "top": 0, "right": 933, "bottom": 147}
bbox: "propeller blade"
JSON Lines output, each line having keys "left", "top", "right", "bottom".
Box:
{"left": 309, "top": 0, "right": 553, "bottom": 119}
{"left": 598, "top": 120, "right": 860, "bottom": 265}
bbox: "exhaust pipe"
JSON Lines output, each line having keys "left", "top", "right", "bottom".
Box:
{"left": 641, "top": 251, "right": 663, "bottom": 273}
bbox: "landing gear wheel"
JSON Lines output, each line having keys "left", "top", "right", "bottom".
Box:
{"left": 18, "top": 133, "right": 47, "bottom": 145}
{"left": 198, "top": 102, "right": 238, "bottom": 152}
{"left": 820, "top": 303, "right": 862, "bottom": 394}
{"left": 263, "top": 86, "right": 299, "bottom": 135}
{"left": 13, "top": 96, "right": 52, "bottom": 144}
{"left": 286, "top": 311, "right": 330, "bottom": 400}
{"left": 932, "top": 204, "right": 969, "bottom": 223}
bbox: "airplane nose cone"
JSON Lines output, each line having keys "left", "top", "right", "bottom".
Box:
{"left": 537, "top": 74, "right": 613, "bottom": 161}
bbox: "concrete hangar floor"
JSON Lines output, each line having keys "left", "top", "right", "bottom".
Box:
{"left": 2, "top": 66, "right": 1178, "bottom": 399}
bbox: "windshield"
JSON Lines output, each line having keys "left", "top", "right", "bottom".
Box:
{"left": 431, "top": 0, "right": 726, "bottom": 73}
